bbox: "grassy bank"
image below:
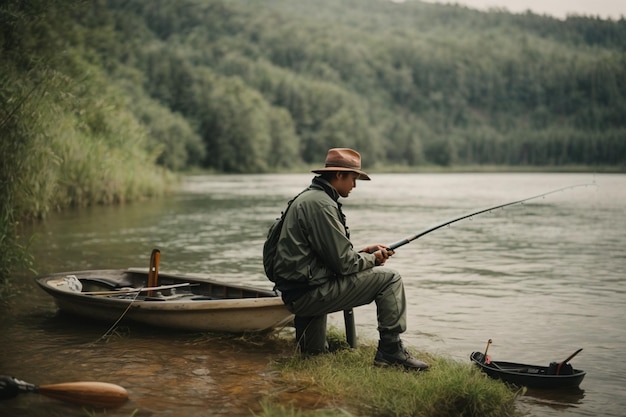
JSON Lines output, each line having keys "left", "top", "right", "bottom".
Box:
{"left": 255, "top": 332, "right": 520, "bottom": 417}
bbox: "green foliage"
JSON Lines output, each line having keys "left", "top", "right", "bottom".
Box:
{"left": 119, "top": 76, "right": 206, "bottom": 171}
{"left": 5, "top": 0, "right": 624, "bottom": 178}
{"left": 0, "top": 0, "right": 172, "bottom": 284}
{"left": 96, "top": 0, "right": 625, "bottom": 171}
{"left": 195, "top": 74, "right": 284, "bottom": 173}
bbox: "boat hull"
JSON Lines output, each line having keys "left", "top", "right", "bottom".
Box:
{"left": 35, "top": 269, "right": 294, "bottom": 333}
{"left": 470, "top": 352, "right": 586, "bottom": 389}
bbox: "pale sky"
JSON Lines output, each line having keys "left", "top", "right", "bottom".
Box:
{"left": 419, "top": 0, "right": 625, "bottom": 20}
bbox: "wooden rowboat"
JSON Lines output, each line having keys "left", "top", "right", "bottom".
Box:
{"left": 470, "top": 351, "right": 586, "bottom": 389}
{"left": 35, "top": 268, "right": 294, "bottom": 333}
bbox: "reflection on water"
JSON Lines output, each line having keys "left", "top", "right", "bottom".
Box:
{"left": 1, "top": 304, "right": 297, "bottom": 417}
{"left": 520, "top": 387, "right": 586, "bottom": 411}
{"left": 2, "top": 173, "right": 625, "bottom": 417}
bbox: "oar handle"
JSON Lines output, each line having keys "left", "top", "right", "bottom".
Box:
{"left": 482, "top": 339, "right": 493, "bottom": 363}
{"left": 561, "top": 348, "right": 583, "bottom": 364}
{"left": 556, "top": 348, "right": 583, "bottom": 375}
{"left": 147, "top": 249, "right": 161, "bottom": 297}
{"left": 0, "top": 376, "right": 36, "bottom": 399}
{"left": 0, "top": 375, "right": 129, "bottom": 408}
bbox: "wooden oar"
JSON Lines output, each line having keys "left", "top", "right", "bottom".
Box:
{"left": 556, "top": 348, "right": 583, "bottom": 375}
{"left": 147, "top": 248, "right": 160, "bottom": 297}
{"left": 482, "top": 339, "right": 493, "bottom": 363}
{"left": 0, "top": 375, "right": 128, "bottom": 408}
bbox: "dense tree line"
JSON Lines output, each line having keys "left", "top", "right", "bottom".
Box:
{"left": 98, "top": 0, "right": 625, "bottom": 170}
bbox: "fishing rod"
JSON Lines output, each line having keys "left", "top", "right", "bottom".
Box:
{"left": 387, "top": 182, "right": 595, "bottom": 251}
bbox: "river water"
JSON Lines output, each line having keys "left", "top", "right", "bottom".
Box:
{"left": 1, "top": 173, "right": 624, "bottom": 417}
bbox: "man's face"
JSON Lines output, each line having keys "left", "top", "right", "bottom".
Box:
{"left": 333, "top": 172, "right": 360, "bottom": 198}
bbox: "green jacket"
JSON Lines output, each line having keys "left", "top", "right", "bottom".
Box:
{"left": 274, "top": 176, "right": 377, "bottom": 301}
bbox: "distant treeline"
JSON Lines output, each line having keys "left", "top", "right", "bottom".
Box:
{"left": 5, "top": 0, "right": 626, "bottom": 176}
{"left": 1, "top": 0, "right": 625, "bottom": 281}
{"left": 94, "top": 0, "right": 626, "bottom": 171}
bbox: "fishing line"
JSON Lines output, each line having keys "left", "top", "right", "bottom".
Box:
{"left": 90, "top": 289, "right": 142, "bottom": 345}
{"left": 388, "top": 182, "right": 596, "bottom": 251}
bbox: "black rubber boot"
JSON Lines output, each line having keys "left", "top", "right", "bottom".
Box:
{"left": 374, "top": 340, "right": 430, "bottom": 371}
{"left": 294, "top": 315, "right": 329, "bottom": 357}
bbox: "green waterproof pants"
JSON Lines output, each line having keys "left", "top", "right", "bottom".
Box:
{"left": 286, "top": 267, "right": 407, "bottom": 354}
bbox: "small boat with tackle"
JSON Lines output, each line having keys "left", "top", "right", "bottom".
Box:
{"left": 470, "top": 340, "right": 586, "bottom": 389}
{"left": 35, "top": 249, "right": 294, "bottom": 333}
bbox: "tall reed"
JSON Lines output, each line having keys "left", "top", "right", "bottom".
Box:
{"left": 0, "top": 61, "right": 173, "bottom": 289}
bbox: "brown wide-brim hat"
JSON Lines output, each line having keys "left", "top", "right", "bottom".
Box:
{"left": 311, "top": 148, "right": 371, "bottom": 180}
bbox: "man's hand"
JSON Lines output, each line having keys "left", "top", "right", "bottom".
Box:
{"left": 361, "top": 244, "right": 394, "bottom": 266}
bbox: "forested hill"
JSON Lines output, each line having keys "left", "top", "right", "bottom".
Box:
{"left": 5, "top": 0, "right": 626, "bottom": 174}
{"left": 3, "top": 0, "right": 624, "bottom": 285}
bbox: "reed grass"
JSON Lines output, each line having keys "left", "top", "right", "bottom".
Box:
{"left": 0, "top": 60, "right": 175, "bottom": 289}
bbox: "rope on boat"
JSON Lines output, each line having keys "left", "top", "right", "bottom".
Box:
{"left": 90, "top": 289, "right": 142, "bottom": 345}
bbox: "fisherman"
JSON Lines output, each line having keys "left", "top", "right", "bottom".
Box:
{"left": 270, "top": 148, "right": 429, "bottom": 371}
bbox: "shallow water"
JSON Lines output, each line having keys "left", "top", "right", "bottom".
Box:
{"left": 1, "top": 172, "right": 624, "bottom": 416}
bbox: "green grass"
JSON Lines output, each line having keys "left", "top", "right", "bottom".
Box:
{"left": 257, "top": 331, "right": 521, "bottom": 417}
